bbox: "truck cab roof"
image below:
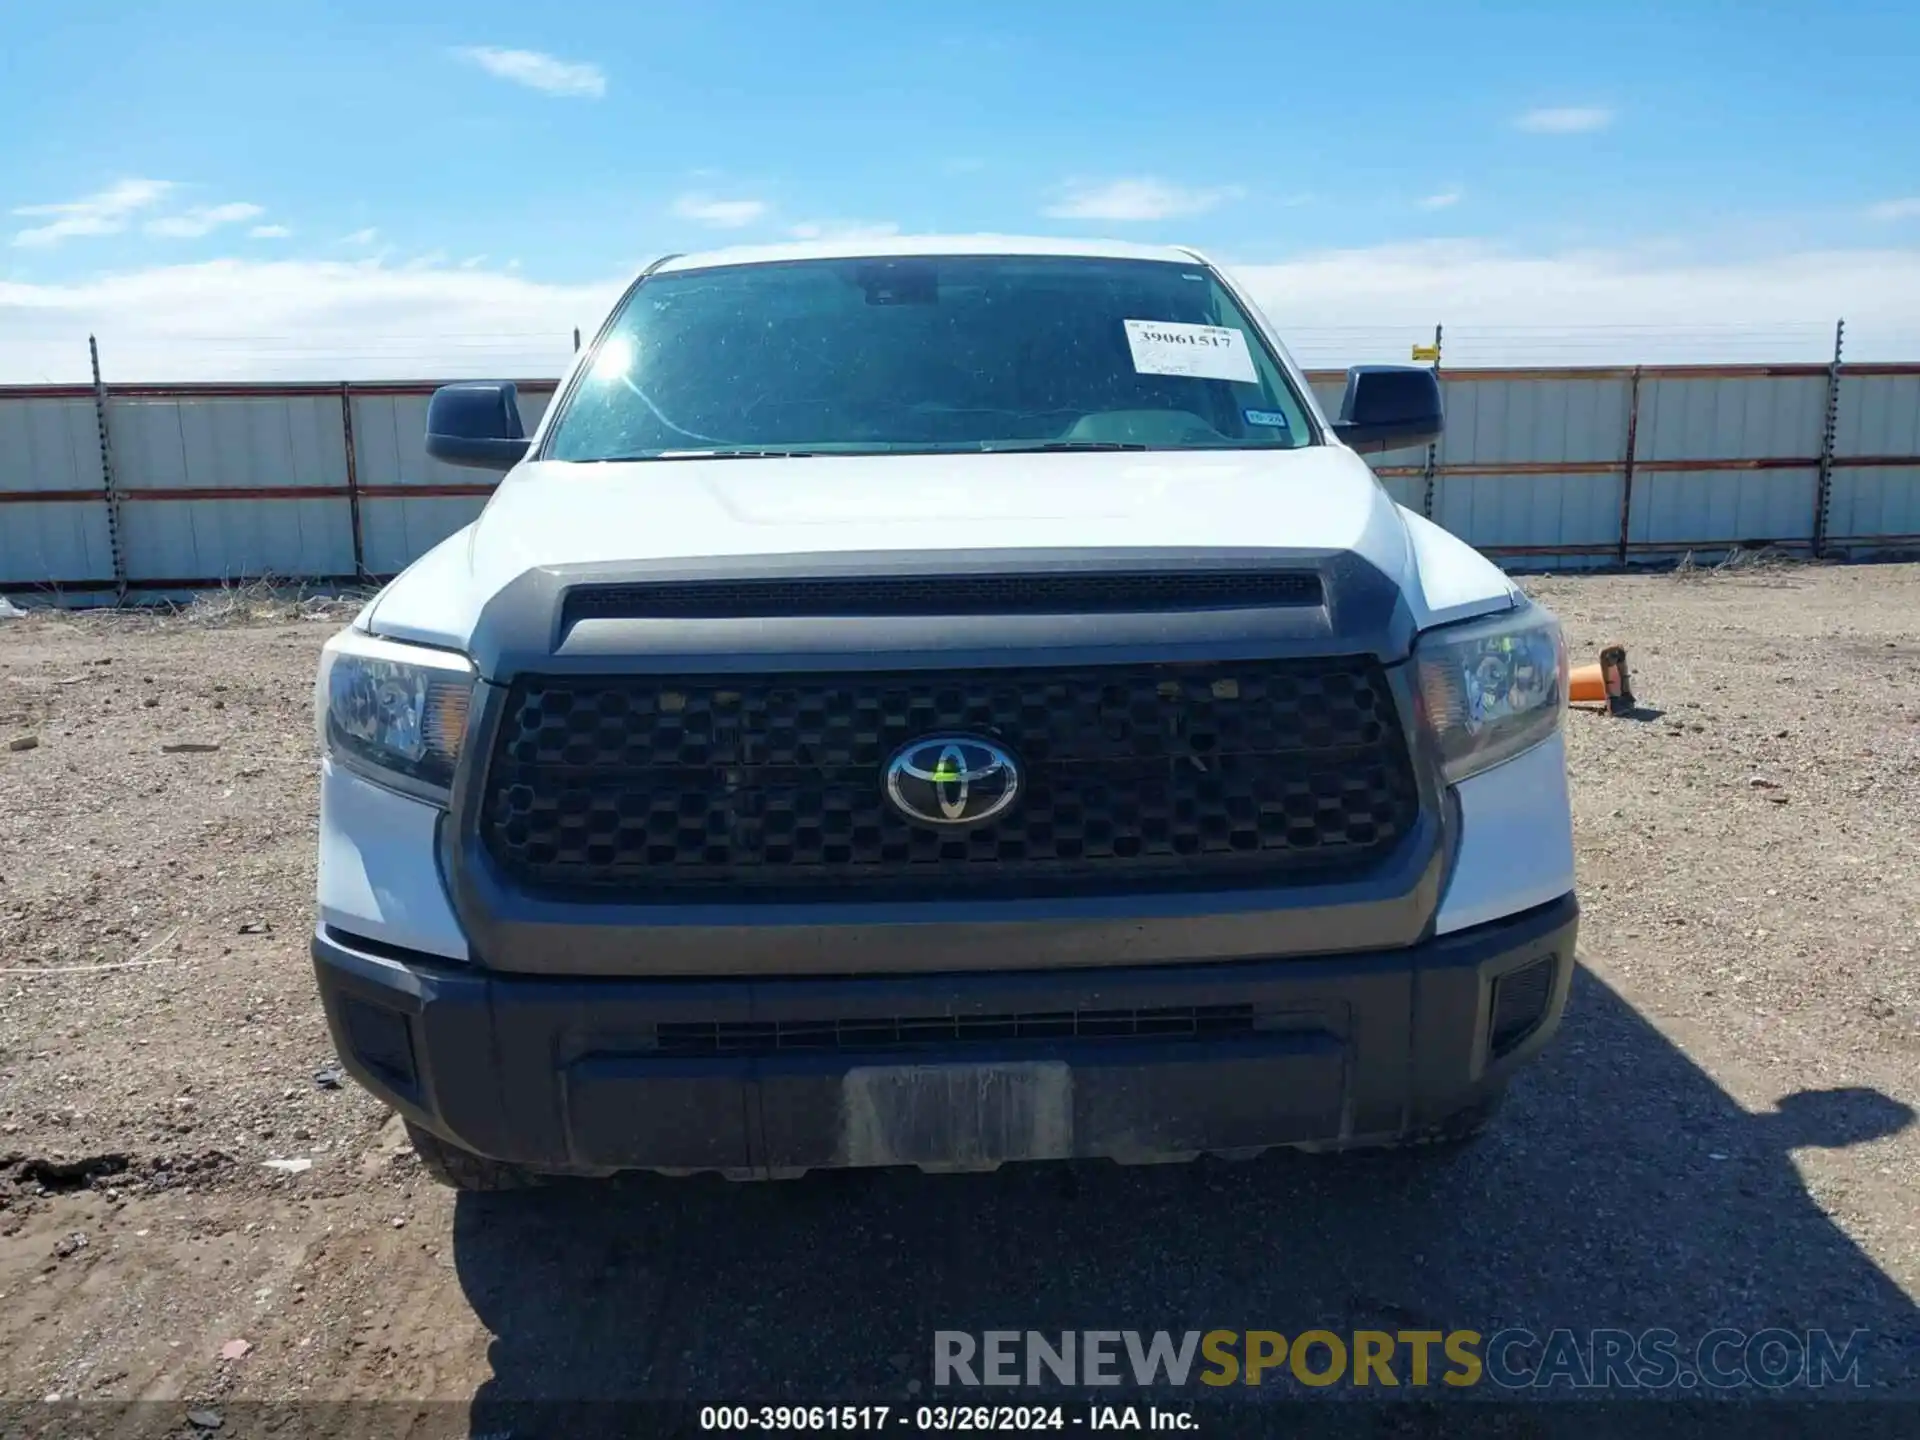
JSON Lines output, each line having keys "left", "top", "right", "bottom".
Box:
{"left": 653, "top": 233, "right": 1214, "bottom": 276}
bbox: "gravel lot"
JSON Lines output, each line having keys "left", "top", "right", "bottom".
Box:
{"left": 1, "top": 565, "right": 1917, "bottom": 1422}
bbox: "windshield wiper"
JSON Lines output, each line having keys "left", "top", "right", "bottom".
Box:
{"left": 656, "top": 449, "right": 821, "bottom": 460}
{"left": 587, "top": 443, "right": 1156, "bottom": 461}
{"left": 983, "top": 441, "right": 1152, "bottom": 453}
{"left": 582, "top": 449, "right": 823, "bottom": 462}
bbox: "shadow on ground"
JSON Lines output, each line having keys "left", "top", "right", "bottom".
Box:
{"left": 451, "top": 967, "right": 1916, "bottom": 1411}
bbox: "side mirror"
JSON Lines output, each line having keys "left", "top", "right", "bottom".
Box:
{"left": 1331, "top": 365, "right": 1443, "bottom": 455}
{"left": 425, "top": 383, "right": 530, "bottom": 470}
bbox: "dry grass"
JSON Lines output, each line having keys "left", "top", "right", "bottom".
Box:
{"left": 162, "top": 576, "right": 372, "bottom": 630}
{"left": 1668, "top": 543, "right": 1815, "bottom": 580}
{"left": 0, "top": 576, "right": 376, "bottom": 635}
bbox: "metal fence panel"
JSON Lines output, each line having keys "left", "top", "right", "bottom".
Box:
{"left": 108, "top": 393, "right": 347, "bottom": 493}
{"left": 1623, "top": 371, "right": 1829, "bottom": 556}
{"left": 0, "top": 393, "right": 102, "bottom": 492}
{"left": 1440, "top": 375, "right": 1632, "bottom": 465}
{"left": 1828, "top": 373, "right": 1920, "bottom": 548}
{"left": 103, "top": 393, "right": 354, "bottom": 580}
{"left": 1436, "top": 471, "right": 1624, "bottom": 566}
{"left": 1634, "top": 374, "right": 1827, "bottom": 461}
{"left": 342, "top": 393, "right": 435, "bottom": 491}
{"left": 0, "top": 392, "right": 114, "bottom": 586}
{"left": 0, "top": 503, "right": 116, "bottom": 590}
{"left": 118, "top": 497, "right": 355, "bottom": 582}
{"left": 1628, "top": 468, "right": 1820, "bottom": 552}
{"left": 1833, "top": 373, "right": 1920, "bottom": 457}
{"left": 1826, "top": 467, "right": 1920, "bottom": 549}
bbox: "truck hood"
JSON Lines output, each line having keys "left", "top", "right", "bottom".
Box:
{"left": 366, "top": 448, "right": 1516, "bottom": 650}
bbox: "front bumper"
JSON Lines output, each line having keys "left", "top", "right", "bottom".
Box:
{"left": 312, "top": 891, "right": 1576, "bottom": 1176}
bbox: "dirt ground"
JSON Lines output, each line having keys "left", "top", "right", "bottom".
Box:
{"left": 1, "top": 564, "right": 1917, "bottom": 1424}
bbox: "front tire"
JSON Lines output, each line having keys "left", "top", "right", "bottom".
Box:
{"left": 405, "top": 1121, "right": 542, "bottom": 1192}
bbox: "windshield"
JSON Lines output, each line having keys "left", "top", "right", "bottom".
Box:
{"left": 541, "top": 254, "right": 1316, "bottom": 460}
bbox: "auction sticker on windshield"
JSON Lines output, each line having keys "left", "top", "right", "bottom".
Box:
{"left": 1123, "top": 319, "right": 1258, "bottom": 384}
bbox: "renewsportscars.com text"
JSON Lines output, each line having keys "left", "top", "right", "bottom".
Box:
{"left": 934, "top": 1328, "right": 1869, "bottom": 1391}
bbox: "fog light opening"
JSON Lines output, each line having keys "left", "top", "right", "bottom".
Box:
{"left": 340, "top": 995, "right": 419, "bottom": 1093}
{"left": 1489, "top": 955, "right": 1556, "bottom": 1058}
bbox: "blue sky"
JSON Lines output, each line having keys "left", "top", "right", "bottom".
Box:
{"left": 4, "top": 0, "right": 1919, "bottom": 379}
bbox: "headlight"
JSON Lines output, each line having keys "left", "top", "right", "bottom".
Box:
{"left": 1414, "top": 601, "right": 1567, "bottom": 784}
{"left": 315, "top": 631, "right": 475, "bottom": 801}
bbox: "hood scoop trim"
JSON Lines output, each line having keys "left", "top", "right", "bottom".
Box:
{"left": 560, "top": 568, "right": 1324, "bottom": 626}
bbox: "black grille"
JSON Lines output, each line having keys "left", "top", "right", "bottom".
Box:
{"left": 656, "top": 1005, "right": 1257, "bottom": 1056}
{"left": 561, "top": 570, "right": 1322, "bottom": 625}
{"left": 480, "top": 657, "right": 1421, "bottom": 901}
{"left": 1490, "top": 957, "right": 1557, "bottom": 1055}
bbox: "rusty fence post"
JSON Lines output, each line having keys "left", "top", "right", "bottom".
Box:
{"left": 88, "top": 335, "right": 128, "bottom": 601}
{"left": 1616, "top": 366, "right": 1643, "bottom": 566}
{"left": 1421, "top": 323, "right": 1443, "bottom": 519}
{"left": 1812, "top": 318, "right": 1845, "bottom": 558}
{"left": 340, "top": 382, "right": 365, "bottom": 578}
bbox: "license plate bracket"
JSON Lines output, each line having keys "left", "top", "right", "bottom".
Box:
{"left": 840, "top": 1060, "right": 1073, "bottom": 1168}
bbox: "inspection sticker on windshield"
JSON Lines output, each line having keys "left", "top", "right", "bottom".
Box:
{"left": 1124, "top": 319, "right": 1258, "bottom": 384}
{"left": 1244, "top": 408, "right": 1290, "bottom": 428}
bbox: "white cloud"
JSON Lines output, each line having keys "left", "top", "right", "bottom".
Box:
{"left": 789, "top": 220, "right": 901, "bottom": 242}
{"left": 249, "top": 224, "right": 292, "bottom": 239}
{"left": 145, "top": 202, "right": 266, "bottom": 239}
{"left": 671, "top": 193, "right": 769, "bottom": 228}
{"left": 1418, "top": 190, "right": 1463, "bottom": 211}
{"left": 1227, "top": 240, "right": 1908, "bottom": 364}
{"left": 1042, "top": 178, "right": 1245, "bottom": 222}
{"left": 459, "top": 254, "right": 488, "bottom": 268}
{"left": 455, "top": 46, "right": 606, "bottom": 98}
{"left": 1515, "top": 106, "right": 1614, "bottom": 134}
{"left": 0, "top": 257, "right": 622, "bottom": 382}
{"left": 4, "top": 242, "right": 1918, "bottom": 384}
{"left": 339, "top": 227, "right": 379, "bottom": 246}
{"left": 11, "top": 179, "right": 174, "bottom": 248}
{"left": 1867, "top": 198, "right": 1920, "bottom": 222}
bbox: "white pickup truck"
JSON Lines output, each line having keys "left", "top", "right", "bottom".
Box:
{"left": 310, "top": 235, "right": 1577, "bottom": 1189}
